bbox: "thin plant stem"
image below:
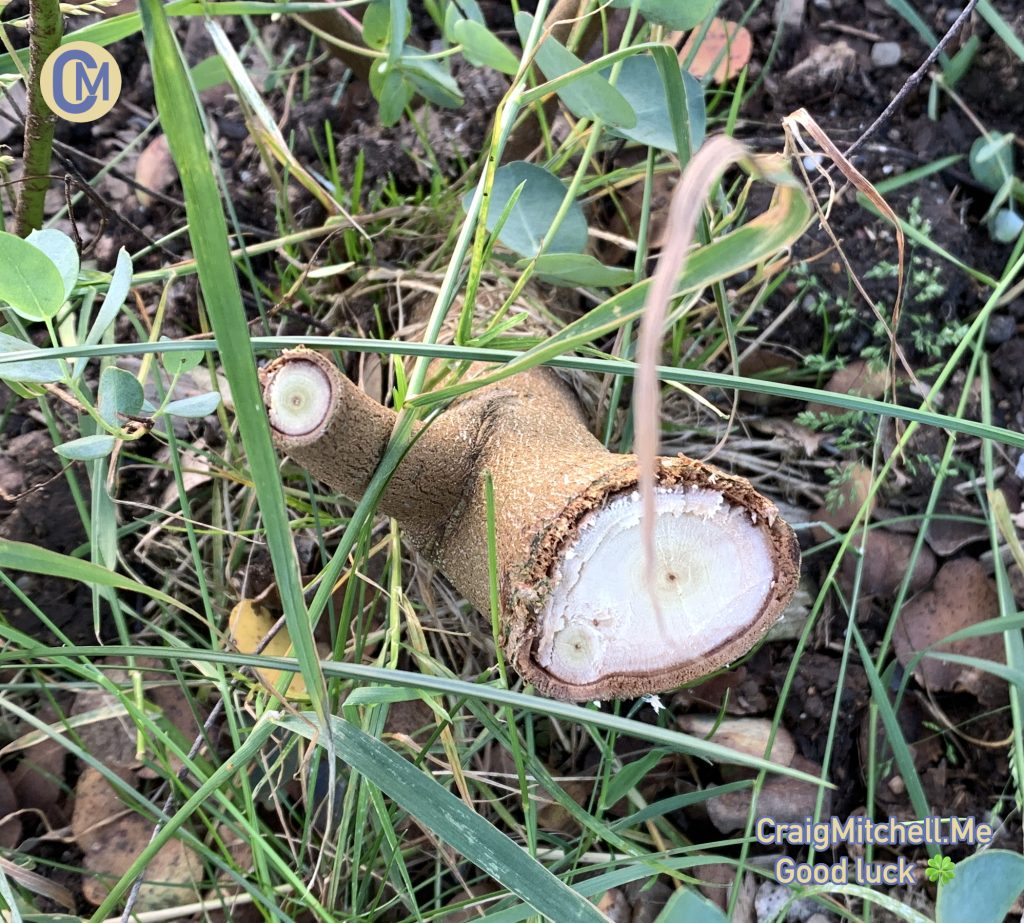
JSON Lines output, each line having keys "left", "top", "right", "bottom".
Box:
{"left": 14, "top": 0, "right": 63, "bottom": 236}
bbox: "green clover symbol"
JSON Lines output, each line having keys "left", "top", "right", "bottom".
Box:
{"left": 926, "top": 854, "right": 956, "bottom": 884}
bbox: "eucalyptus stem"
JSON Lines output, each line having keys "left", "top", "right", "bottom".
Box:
{"left": 14, "top": 0, "right": 63, "bottom": 236}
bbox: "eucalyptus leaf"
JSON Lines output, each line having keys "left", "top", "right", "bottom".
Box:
{"left": 53, "top": 434, "right": 117, "bottom": 460}
{"left": 369, "top": 64, "right": 413, "bottom": 126}
{"left": 936, "top": 850, "right": 1024, "bottom": 923}
{"left": 160, "top": 339, "right": 204, "bottom": 374}
{"left": 25, "top": 229, "right": 79, "bottom": 301}
{"left": 606, "top": 55, "right": 705, "bottom": 154}
{"left": 98, "top": 366, "right": 144, "bottom": 425}
{"left": 990, "top": 207, "right": 1023, "bottom": 243}
{"left": 969, "top": 133, "right": 1014, "bottom": 193}
{"left": 609, "top": 0, "right": 715, "bottom": 30}
{"left": 85, "top": 248, "right": 133, "bottom": 346}
{"left": 654, "top": 889, "right": 729, "bottom": 923}
{"left": 401, "top": 53, "right": 463, "bottom": 108}
{"left": 514, "top": 12, "right": 636, "bottom": 128}
{"left": 453, "top": 18, "right": 519, "bottom": 74}
{"left": 190, "top": 53, "right": 230, "bottom": 92}
{"left": 521, "top": 253, "right": 634, "bottom": 287}
{"left": 362, "top": 0, "right": 392, "bottom": 49}
{"left": 164, "top": 390, "right": 221, "bottom": 418}
{"left": 0, "top": 331, "right": 63, "bottom": 383}
{"left": 470, "top": 161, "right": 588, "bottom": 257}
{"left": 443, "top": 0, "right": 484, "bottom": 34}
{"left": 0, "top": 231, "right": 66, "bottom": 321}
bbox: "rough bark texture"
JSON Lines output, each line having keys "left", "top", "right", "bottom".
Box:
{"left": 262, "top": 349, "right": 801, "bottom": 700}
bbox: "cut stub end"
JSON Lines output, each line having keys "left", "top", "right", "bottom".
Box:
{"left": 503, "top": 457, "right": 801, "bottom": 701}
{"left": 261, "top": 350, "right": 338, "bottom": 441}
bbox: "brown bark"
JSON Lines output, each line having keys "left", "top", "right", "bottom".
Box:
{"left": 262, "top": 349, "right": 801, "bottom": 701}
{"left": 15, "top": 0, "right": 63, "bottom": 236}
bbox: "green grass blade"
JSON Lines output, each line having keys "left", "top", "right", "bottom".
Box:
{"left": 0, "top": 537, "right": 200, "bottom": 618}
{"left": 277, "top": 712, "right": 609, "bottom": 923}
{"left": 408, "top": 182, "right": 814, "bottom": 408}
{"left": 4, "top": 336, "right": 1024, "bottom": 450}
{"left": 136, "top": 0, "right": 326, "bottom": 718}
{"left": 977, "top": 0, "right": 1024, "bottom": 62}
{"left": 852, "top": 624, "right": 936, "bottom": 857}
{"left": 3, "top": 641, "right": 828, "bottom": 784}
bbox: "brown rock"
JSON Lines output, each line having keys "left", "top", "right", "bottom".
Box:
{"left": 706, "top": 756, "right": 829, "bottom": 833}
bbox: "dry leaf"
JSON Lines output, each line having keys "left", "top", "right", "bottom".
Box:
{"left": 812, "top": 461, "right": 874, "bottom": 541}
{"left": 893, "top": 558, "right": 1005, "bottom": 706}
{"left": 228, "top": 598, "right": 309, "bottom": 697}
{"left": 843, "top": 528, "right": 936, "bottom": 599}
{"left": 73, "top": 766, "right": 203, "bottom": 909}
{"left": 737, "top": 348, "right": 797, "bottom": 409}
{"left": 9, "top": 732, "right": 68, "bottom": 829}
{"left": 751, "top": 417, "right": 828, "bottom": 457}
{"left": 680, "top": 18, "right": 753, "bottom": 84}
{"left": 158, "top": 446, "right": 212, "bottom": 509}
{"left": 0, "top": 772, "right": 22, "bottom": 849}
{"left": 70, "top": 657, "right": 207, "bottom": 775}
{"left": 134, "top": 134, "right": 177, "bottom": 207}
{"left": 807, "top": 359, "right": 888, "bottom": 415}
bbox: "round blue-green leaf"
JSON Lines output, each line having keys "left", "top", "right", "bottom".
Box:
{"left": 98, "top": 366, "right": 144, "bottom": 425}
{"left": 609, "top": 0, "right": 715, "bottom": 29}
{"left": 443, "top": 0, "right": 484, "bottom": 37}
{"left": 369, "top": 64, "right": 414, "bottom": 126}
{"left": 654, "top": 888, "right": 729, "bottom": 923}
{"left": 453, "top": 18, "right": 519, "bottom": 74}
{"left": 969, "top": 133, "right": 1013, "bottom": 193}
{"left": 937, "top": 850, "right": 1024, "bottom": 923}
{"left": 54, "top": 434, "right": 117, "bottom": 460}
{"left": 161, "top": 338, "right": 205, "bottom": 375}
{"left": 521, "top": 253, "right": 634, "bottom": 287}
{"left": 470, "top": 162, "right": 588, "bottom": 257}
{"left": 515, "top": 12, "right": 636, "bottom": 128}
{"left": 26, "top": 229, "right": 79, "bottom": 301}
{"left": 401, "top": 54, "right": 463, "bottom": 108}
{"left": 363, "top": 0, "right": 403, "bottom": 50}
{"left": 0, "top": 231, "right": 66, "bottom": 321}
{"left": 165, "top": 391, "right": 221, "bottom": 418}
{"left": 991, "top": 208, "right": 1023, "bottom": 243}
{"left": 607, "top": 55, "right": 705, "bottom": 154}
{"left": 0, "top": 331, "right": 63, "bottom": 383}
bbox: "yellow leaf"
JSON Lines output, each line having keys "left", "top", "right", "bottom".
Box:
{"left": 228, "top": 599, "right": 308, "bottom": 698}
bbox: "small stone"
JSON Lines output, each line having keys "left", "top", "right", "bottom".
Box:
{"left": 871, "top": 42, "right": 902, "bottom": 68}
{"left": 774, "top": 0, "right": 807, "bottom": 29}
{"left": 985, "top": 313, "right": 1017, "bottom": 346}
{"left": 806, "top": 915, "right": 834, "bottom": 923}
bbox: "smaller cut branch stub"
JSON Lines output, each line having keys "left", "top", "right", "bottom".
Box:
{"left": 261, "top": 349, "right": 801, "bottom": 701}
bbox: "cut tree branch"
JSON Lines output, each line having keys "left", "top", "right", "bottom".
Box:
{"left": 262, "top": 350, "right": 801, "bottom": 701}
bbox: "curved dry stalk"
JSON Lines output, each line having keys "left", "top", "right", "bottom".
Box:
{"left": 262, "top": 349, "right": 800, "bottom": 701}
